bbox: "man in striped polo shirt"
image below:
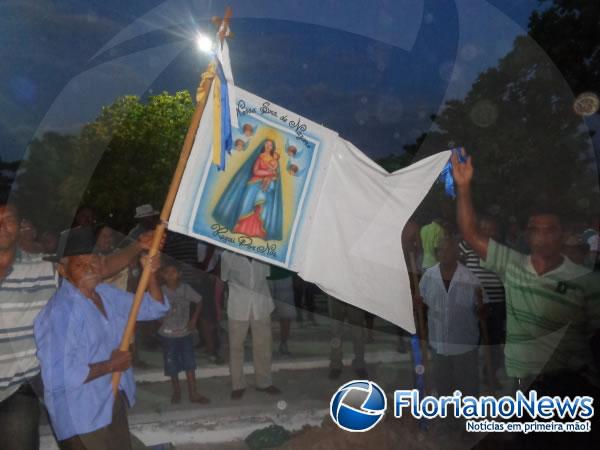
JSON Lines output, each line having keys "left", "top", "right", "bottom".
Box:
{"left": 0, "top": 202, "right": 160, "bottom": 450}
{"left": 452, "top": 150, "right": 600, "bottom": 445}
{"left": 0, "top": 203, "right": 56, "bottom": 450}
{"left": 458, "top": 215, "right": 505, "bottom": 388}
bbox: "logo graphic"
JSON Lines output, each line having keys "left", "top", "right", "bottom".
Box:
{"left": 330, "top": 380, "right": 387, "bottom": 432}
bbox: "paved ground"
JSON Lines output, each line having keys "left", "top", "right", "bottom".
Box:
{"left": 38, "top": 298, "right": 509, "bottom": 449}
{"left": 39, "top": 299, "right": 418, "bottom": 449}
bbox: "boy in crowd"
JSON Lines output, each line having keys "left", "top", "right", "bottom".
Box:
{"left": 159, "top": 260, "right": 209, "bottom": 404}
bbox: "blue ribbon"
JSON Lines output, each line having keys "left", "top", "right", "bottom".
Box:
{"left": 439, "top": 147, "right": 466, "bottom": 199}
{"left": 215, "top": 60, "right": 233, "bottom": 171}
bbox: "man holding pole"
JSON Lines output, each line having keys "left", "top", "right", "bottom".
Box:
{"left": 34, "top": 226, "right": 168, "bottom": 450}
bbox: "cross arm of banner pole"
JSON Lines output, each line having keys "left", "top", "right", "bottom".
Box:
{"left": 111, "top": 7, "right": 234, "bottom": 395}
{"left": 213, "top": 6, "right": 233, "bottom": 46}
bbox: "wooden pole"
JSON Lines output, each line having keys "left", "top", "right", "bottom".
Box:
{"left": 112, "top": 7, "right": 233, "bottom": 394}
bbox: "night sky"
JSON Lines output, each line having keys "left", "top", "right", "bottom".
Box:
{"left": 1, "top": 0, "right": 542, "bottom": 162}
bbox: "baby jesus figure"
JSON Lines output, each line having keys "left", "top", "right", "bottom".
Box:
{"left": 261, "top": 151, "right": 280, "bottom": 191}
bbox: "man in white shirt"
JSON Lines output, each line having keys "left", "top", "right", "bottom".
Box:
{"left": 418, "top": 235, "right": 484, "bottom": 396}
{"left": 220, "top": 251, "right": 281, "bottom": 399}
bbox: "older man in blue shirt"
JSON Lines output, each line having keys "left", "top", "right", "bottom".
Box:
{"left": 34, "top": 227, "right": 169, "bottom": 450}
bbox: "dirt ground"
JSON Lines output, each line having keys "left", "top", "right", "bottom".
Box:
{"left": 177, "top": 417, "right": 511, "bottom": 450}
{"left": 278, "top": 416, "right": 484, "bottom": 450}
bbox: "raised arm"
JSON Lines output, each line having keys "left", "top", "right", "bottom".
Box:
{"left": 100, "top": 230, "right": 165, "bottom": 279}
{"left": 452, "top": 149, "right": 489, "bottom": 260}
{"left": 140, "top": 253, "right": 164, "bottom": 304}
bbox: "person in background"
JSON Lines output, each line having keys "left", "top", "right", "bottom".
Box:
{"left": 127, "top": 205, "right": 162, "bottom": 354}
{"left": 401, "top": 218, "right": 423, "bottom": 353}
{"left": 18, "top": 219, "right": 44, "bottom": 254}
{"left": 328, "top": 297, "right": 368, "bottom": 380}
{"left": 581, "top": 215, "right": 599, "bottom": 243}
{"left": 197, "top": 241, "right": 224, "bottom": 364}
{"left": 159, "top": 260, "right": 209, "bottom": 404}
{"left": 364, "top": 312, "right": 375, "bottom": 344}
{"left": 221, "top": 251, "right": 281, "bottom": 399}
{"left": 296, "top": 280, "right": 318, "bottom": 326}
{"left": 127, "top": 204, "right": 160, "bottom": 241}
{"left": 459, "top": 215, "right": 506, "bottom": 389}
{"left": 562, "top": 234, "right": 590, "bottom": 267}
{"left": 420, "top": 216, "right": 445, "bottom": 270}
{"left": 72, "top": 206, "right": 96, "bottom": 228}
{"left": 418, "top": 235, "right": 484, "bottom": 396}
{"left": 95, "top": 226, "right": 129, "bottom": 291}
{"left": 267, "top": 265, "right": 297, "bottom": 356}
{"left": 583, "top": 216, "right": 600, "bottom": 268}
{"left": 504, "top": 215, "right": 528, "bottom": 253}
{"left": 40, "top": 230, "right": 59, "bottom": 254}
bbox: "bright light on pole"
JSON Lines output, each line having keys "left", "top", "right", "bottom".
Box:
{"left": 195, "top": 33, "right": 214, "bottom": 54}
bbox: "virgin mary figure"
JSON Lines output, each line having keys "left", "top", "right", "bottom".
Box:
{"left": 213, "top": 138, "right": 284, "bottom": 240}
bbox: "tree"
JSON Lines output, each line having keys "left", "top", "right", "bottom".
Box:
{"left": 14, "top": 91, "right": 194, "bottom": 232}
{"left": 401, "top": 1, "right": 599, "bottom": 220}
{"left": 528, "top": 0, "right": 600, "bottom": 99}
{"left": 15, "top": 132, "right": 85, "bottom": 230}
{"left": 80, "top": 91, "right": 194, "bottom": 229}
{"left": 378, "top": 132, "right": 429, "bottom": 172}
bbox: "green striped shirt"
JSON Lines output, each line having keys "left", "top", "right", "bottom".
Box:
{"left": 482, "top": 239, "right": 600, "bottom": 380}
{"left": 0, "top": 250, "right": 57, "bottom": 401}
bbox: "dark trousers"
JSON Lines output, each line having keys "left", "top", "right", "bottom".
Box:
{"left": 431, "top": 347, "right": 479, "bottom": 396}
{"left": 483, "top": 302, "right": 505, "bottom": 377}
{"left": 295, "top": 279, "right": 317, "bottom": 319}
{"left": 58, "top": 392, "right": 140, "bottom": 450}
{"left": 0, "top": 382, "right": 40, "bottom": 450}
{"left": 329, "top": 297, "right": 366, "bottom": 370}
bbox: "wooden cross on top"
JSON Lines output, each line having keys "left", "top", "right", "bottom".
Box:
{"left": 211, "top": 6, "right": 233, "bottom": 46}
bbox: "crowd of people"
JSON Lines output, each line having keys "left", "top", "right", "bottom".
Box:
{"left": 0, "top": 199, "right": 345, "bottom": 449}
{"left": 1, "top": 149, "right": 599, "bottom": 449}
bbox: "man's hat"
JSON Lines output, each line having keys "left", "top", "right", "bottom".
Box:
{"left": 43, "top": 226, "right": 97, "bottom": 262}
{"left": 134, "top": 204, "right": 159, "bottom": 219}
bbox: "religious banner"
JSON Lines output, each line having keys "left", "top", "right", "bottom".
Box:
{"left": 169, "top": 86, "right": 338, "bottom": 268}
{"left": 169, "top": 82, "right": 451, "bottom": 333}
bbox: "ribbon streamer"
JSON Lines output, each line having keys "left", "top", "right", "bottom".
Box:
{"left": 439, "top": 147, "right": 466, "bottom": 198}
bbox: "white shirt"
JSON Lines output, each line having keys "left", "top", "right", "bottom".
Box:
{"left": 220, "top": 252, "right": 274, "bottom": 321}
{"left": 587, "top": 233, "right": 599, "bottom": 253}
{"left": 420, "top": 262, "right": 481, "bottom": 355}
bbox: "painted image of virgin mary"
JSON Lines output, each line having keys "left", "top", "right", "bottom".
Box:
{"left": 213, "top": 139, "right": 284, "bottom": 240}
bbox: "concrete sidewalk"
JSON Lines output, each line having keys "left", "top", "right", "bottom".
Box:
{"left": 40, "top": 313, "right": 412, "bottom": 449}
{"left": 40, "top": 358, "right": 414, "bottom": 449}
